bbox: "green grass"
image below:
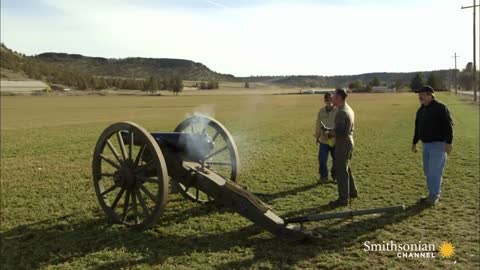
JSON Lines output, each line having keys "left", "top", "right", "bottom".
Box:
{"left": 1, "top": 93, "right": 478, "bottom": 269}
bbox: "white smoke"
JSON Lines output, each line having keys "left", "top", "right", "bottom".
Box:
{"left": 185, "top": 104, "right": 216, "bottom": 120}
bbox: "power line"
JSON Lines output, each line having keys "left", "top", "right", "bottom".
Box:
{"left": 461, "top": 1, "right": 479, "bottom": 101}
{"left": 452, "top": 53, "right": 460, "bottom": 95}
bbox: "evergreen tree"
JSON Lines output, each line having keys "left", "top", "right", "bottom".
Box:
{"left": 393, "top": 79, "right": 403, "bottom": 90}
{"left": 96, "top": 77, "right": 107, "bottom": 89}
{"left": 348, "top": 80, "right": 362, "bottom": 90}
{"left": 143, "top": 76, "right": 157, "bottom": 91}
{"left": 160, "top": 78, "right": 168, "bottom": 90}
{"left": 90, "top": 77, "right": 98, "bottom": 89}
{"left": 172, "top": 77, "right": 183, "bottom": 95}
{"left": 370, "top": 76, "right": 381, "bottom": 87}
{"left": 77, "top": 77, "right": 88, "bottom": 90}
{"left": 410, "top": 73, "right": 424, "bottom": 91}
{"left": 426, "top": 73, "right": 439, "bottom": 90}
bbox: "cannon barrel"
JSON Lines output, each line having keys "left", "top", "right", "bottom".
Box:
{"left": 284, "top": 205, "right": 405, "bottom": 224}
{"left": 120, "top": 131, "right": 214, "bottom": 161}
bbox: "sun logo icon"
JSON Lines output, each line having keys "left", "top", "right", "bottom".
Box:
{"left": 439, "top": 242, "right": 455, "bottom": 259}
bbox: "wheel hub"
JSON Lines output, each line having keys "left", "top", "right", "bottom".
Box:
{"left": 114, "top": 162, "right": 137, "bottom": 190}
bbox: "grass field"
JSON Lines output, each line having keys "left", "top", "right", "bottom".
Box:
{"left": 1, "top": 93, "right": 479, "bottom": 269}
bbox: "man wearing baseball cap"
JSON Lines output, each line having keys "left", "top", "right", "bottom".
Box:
{"left": 321, "top": 88, "right": 358, "bottom": 207}
{"left": 412, "top": 85, "right": 453, "bottom": 206}
{"left": 315, "top": 92, "right": 337, "bottom": 184}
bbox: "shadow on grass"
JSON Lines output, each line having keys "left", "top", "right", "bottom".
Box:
{"left": 1, "top": 202, "right": 429, "bottom": 270}
{"left": 253, "top": 182, "right": 320, "bottom": 202}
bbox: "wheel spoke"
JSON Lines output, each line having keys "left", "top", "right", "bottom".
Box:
{"left": 101, "top": 184, "right": 118, "bottom": 196}
{"left": 94, "top": 173, "right": 115, "bottom": 180}
{"left": 195, "top": 188, "right": 199, "bottom": 201}
{"left": 136, "top": 189, "right": 150, "bottom": 216}
{"left": 139, "top": 176, "right": 161, "bottom": 184}
{"left": 128, "top": 131, "right": 134, "bottom": 161}
{"left": 100, "top": 154, "right": 121, "bottom": 170}
{"left": 131, "top": 190, "right": 139, "bottom": 224}
{"left": 190, "top": 124, "right": 195, "bottom": 133}
{"left": 204, "top": 146, "right": 228, "bottom": 160}
{"left": 111, "top": 187, "right": 126, "bottom": 210}
{"left": 211, "top": 131, "right": 220, "bottom": 142}
{"left": 122, "top": 190, "right": 131, "bottom": 221}
{"left": 134, "top": 144, "right": 147, "bottom": 167}
{"left": 139, "top": 184, "right": 157, "bottom": 202}
{"left": 134, "top": 160, "right": 153, "bottom": 173}
{"left": 106, "top": 139, "right": 122, "bottom": 164}
{"left": 116, "top": 131, "right": 128, "bottom": 161}
{"left": 180, "top": 184, "right": 192, "bottom": 192}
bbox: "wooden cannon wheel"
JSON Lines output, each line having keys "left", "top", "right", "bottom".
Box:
{"left": 92, "top": 122, "right": 169, "bottom": 230}
{"left": 174, "top": 115, "right": 240, "bottom": 203}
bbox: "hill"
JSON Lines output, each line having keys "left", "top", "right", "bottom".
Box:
{"left": 2, "top": 43, "right": 459, "bottom": 91}
{"left": 0, "top": 67, "right": 31, "bottom": 81}
{"left": 0, "top": 44, "right": 208, "bottom": 91}
{"left": 1, "top": 44, "right": 90, "bottom": 87}
{"left": 36, "top": 53, "right": 235, "bottom": 81}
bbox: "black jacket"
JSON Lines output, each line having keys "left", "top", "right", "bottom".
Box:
{"left": 413, "top": 99, "right": 453, "bottom": 144}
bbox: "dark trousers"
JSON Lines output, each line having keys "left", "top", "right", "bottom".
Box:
{"left": 334, "top": 142, "right": 357, "bottom": 201}
{"left": 318, "top": 143, "right": 335, "bottom": 179}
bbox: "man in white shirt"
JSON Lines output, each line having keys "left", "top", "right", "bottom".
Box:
{"left": 315, "top": 92, "right": 337, "bottom": 183}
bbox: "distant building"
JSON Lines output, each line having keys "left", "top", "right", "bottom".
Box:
{"left": 0, "top": 80, "right": 49, "bottom": 94}
{"left": 301, "top": 89, "right": 332, "bottom": 95}
{"left": 301, "top": 89, "right": 315, "bottom": 94}
{"left": 313, "top": 89, "right": 332, "bottom": 95}
{"left": 372, "top": 86, "right": 396, "bottom": 93}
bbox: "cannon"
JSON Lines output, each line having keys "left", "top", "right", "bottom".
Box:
{"left": 92, "top": 115, "right": 404, "bottom": 240}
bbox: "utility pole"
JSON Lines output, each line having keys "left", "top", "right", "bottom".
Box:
{"left": 448, "top": 66, "right": 452, "bottom": 91}
{"left": 462, "top": 1, "right": 479, "bottom": 101}
{"left": 452, "top": 53, "right": 460, "bottom": 95}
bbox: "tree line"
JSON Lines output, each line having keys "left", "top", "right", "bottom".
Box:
{"left": 409, "top": 63, "right": 476, "bottom": 91}
{"left": 194, "top": 80, "right": 219, "bottom": 90}
{"left": 348, "top": 72, "right": 451, "bottom": 92}
{"left": 348, "top": 76, "right": 402, "bottom": 92}
{"left": 0, "top": 43, "right": 183, "bottom": 92}
{"left": 142, "top": 76, "right": 183, "bottom": 93}
{"left": 455, "top": 62, "right": 477, "bottom": 90}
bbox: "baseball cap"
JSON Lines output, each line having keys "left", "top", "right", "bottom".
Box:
{"left": 334, "top": 88, "right": 348, "bottom": 99}
{"left": 415, "top": 85, "right": 435, "bottom": 93}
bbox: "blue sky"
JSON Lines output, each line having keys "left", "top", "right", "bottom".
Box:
{"left": 0, "top": 0, "right": 475, "bottom": 76}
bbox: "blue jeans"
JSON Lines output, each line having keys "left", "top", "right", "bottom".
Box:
{"left": 319, "top": 143, "right": 335, "bottom": 178}
{"left": 422, "top": 142, "right": 447, "bottom": 199}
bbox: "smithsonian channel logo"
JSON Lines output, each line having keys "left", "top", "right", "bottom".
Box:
{"left": 363, "top": 241, "right": 455, "bottom": 259}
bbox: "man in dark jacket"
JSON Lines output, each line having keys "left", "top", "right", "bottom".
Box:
{"left": 412, "top": 85, "right": 453, "bottom": 206}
